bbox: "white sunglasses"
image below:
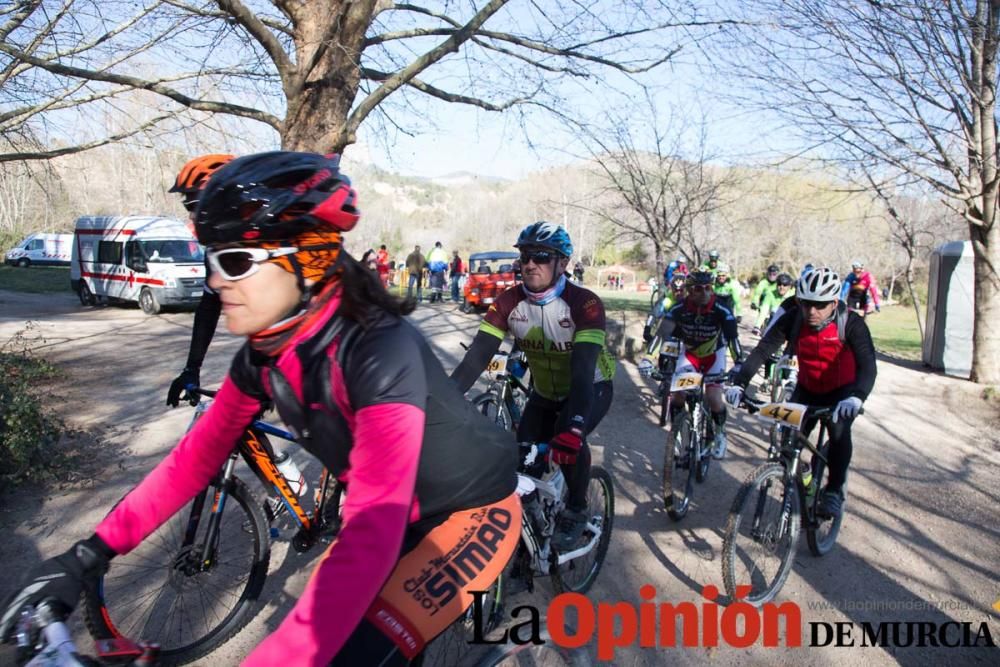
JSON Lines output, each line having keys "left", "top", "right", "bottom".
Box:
{"left": 207, "top": 247, "right": 297, "bottom": 281}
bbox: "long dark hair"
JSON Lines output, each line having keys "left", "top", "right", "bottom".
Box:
{"left": 336, "top": 251, "right": 415, "bottom": 323}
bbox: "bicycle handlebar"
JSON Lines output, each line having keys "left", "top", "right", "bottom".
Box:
{"left": 739, "top": 395, "right": 864, "bottom": 420}
{"left": 14, "top": 600, "right": 159, "bottom": 666}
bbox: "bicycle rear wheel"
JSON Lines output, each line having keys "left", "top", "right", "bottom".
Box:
{"left": 721, "top": 463, "right": 799, "bottom": 606}
{"left": 806, "top": 443, "right": 844, "bottom": 556}
{"left": 694, "top": 410, "right": 711, "bottom": 483}
{"left": 663, "top": 411, "right": 695, "bottom": 520}
{"left": 472, "top": 391, "right": 514, "bottom": 432}
{"left": 84, "top": 475, "right": 270, "bottom": 665}
{"left": 551, "top": 466, "right": 614, "bottom": 594}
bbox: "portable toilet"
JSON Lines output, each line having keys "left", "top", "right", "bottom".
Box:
{"left": 922, "top": 241, "right": 974, "bottom": 378}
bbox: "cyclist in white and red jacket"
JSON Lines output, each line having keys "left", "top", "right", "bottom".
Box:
{"left": 727, "top": 267, "right": 877, "bottom": 519}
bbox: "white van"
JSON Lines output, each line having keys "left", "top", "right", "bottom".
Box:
{"left": 70, "top": 215, "right": 206, "bottom": 315}
{"left": 5, "top": 233, "right": 73, "bottom": 267}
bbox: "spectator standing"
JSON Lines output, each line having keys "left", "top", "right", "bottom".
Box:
{"left": 426, "top": 241, "right": 449, "bottom": 303}
{"left": 449, "top": 250, "right": 465, "bottom": 302}
{"left": 376, "top": 244, "right": 391, "bottom": 287}
{"left": 405, "top": 245, "right": 426, "bottom": 301}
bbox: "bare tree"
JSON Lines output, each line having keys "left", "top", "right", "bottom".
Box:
{"left": 0, "top": 0, "right": 733, "bottom": 160}
{"left": 720, "top": 0, "right": 1000, "bottom": 383}
{"left": 567, "top": 99, "right": 741, "bottom": 281}
{"left": 859, "top": 170, "right": 951, "bottom": 345}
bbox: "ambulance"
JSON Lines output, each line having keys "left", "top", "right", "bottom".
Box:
{"left": 5, "top": 233, "right": 73, "bottom": 267}
{"left": 70, "top": 215, "right": 206, "bottom": 315}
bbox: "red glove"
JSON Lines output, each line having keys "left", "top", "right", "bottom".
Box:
{"left": 550, "top": 429, "right": 583, "bottom": 465}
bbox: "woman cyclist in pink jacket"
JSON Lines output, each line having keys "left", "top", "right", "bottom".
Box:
{"left": 1, "top": 152, "right": 521, "bottom": 665}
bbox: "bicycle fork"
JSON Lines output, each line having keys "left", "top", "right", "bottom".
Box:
{"left": 182, "top": 455, "right": 239, "bottom": 571}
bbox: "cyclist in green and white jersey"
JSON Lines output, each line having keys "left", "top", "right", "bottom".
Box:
{"left": 452, "top": 222, "right": 616, "bottom": 551}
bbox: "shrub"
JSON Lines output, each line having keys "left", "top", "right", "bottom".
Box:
{"left": 0, "top": 323, "right": 63, "bottom": 490}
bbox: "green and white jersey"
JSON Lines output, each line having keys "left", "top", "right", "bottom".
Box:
{"left": 481, "top": 281, "right": 616, "bottom": 401}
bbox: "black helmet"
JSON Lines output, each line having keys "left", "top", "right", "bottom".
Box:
{"left": 194, "top": 151, "right": 359, "bottom": 245}
{"left": 776, "top": 273, "right": 794, "bottom": 286}
{"left": 767, "top": 264, "right": 779, "bottom": 274}
{"left": 686, "top": 271, "right": 714, "bottom": 287}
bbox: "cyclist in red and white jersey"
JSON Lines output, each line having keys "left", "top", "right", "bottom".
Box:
{"left": 727, "top": 267, "right": 877, "bottom": 519}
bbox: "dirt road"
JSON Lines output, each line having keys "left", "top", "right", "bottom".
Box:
{"left": 1, "top": 290, "right": 997, "bottom": 666}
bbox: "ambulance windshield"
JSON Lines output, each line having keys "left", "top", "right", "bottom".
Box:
{"left": 138, "top": 240, "right": 204, "bottom": 263}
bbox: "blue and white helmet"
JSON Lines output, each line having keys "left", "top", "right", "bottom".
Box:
{"left": 515, "top": 221, "right": 574, "bottom": 257}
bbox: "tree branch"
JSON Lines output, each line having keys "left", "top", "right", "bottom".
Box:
{"left": 215, "top": 0, "right": 293, "bottom": 78}
{"left": 345, "top": 0, "right": 509, "bottom": 140}
{"left": 0, "top": 42, "right": 282, "bottom": 129}
{"left": 0, "top": 112, "right": 177, "bottom": 162}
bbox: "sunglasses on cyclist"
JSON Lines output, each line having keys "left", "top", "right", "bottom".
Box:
{"left": 519, "top": 250, "right": 557, "bottom": 265}
{"left": 689, "top": 284, "right": 713, "bottom": 292}
{"left": 799, "top": 299, "right": 833, "bottom": 310}
{"left": 207, "top": 247, "right": 298, "bottom": 281}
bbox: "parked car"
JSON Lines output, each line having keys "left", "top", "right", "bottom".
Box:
{"left": 5, "top": 233, "right": 72, "bottom": 267}
{"left": 461, "top": 251, "right": 520, "bottom": 313}
{"left": 70, "top": 215, "right": 205, "bottom": 315}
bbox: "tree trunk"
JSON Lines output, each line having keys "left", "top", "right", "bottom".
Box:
{"left": 970, "top": 220, "right": 1000, "bottom": 384}
{"left": 904, "top": 253, "right": 924, "bottom": 345}
{"left": 281, "top": 1, "right": 376, "bottom": 152}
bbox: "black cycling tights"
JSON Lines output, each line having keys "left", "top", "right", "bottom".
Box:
{"left": 792, "top": 387, "right": 855, "bottom": 493}
{"left": 516, "top": 381, "right": 614, "bottom": 511}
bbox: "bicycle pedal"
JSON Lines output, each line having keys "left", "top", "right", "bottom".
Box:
{"left": 94, "top": 637, "right": 143, "bottom": 660}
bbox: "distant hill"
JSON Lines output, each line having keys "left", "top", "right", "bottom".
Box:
{"left": 427, "top": 171, "right": 510, "bottom": 187}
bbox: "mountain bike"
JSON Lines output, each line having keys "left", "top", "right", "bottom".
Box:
{"left": 661, "top": 370, "right": 725, "bottom": 521}
{"left": 471, "top": 347, "right": 531, "bottom": 432}
{"left": 83, "top": 387, "right": 343, "bottom": 666}
{"left": 10, "top": 599, "right": 159, "bottom": 666}
{"left": 763, "top": 353, "right": 798, "bottom": 447}
{"left": 420, "top": 441, "right": 613, "bottom": 666}
{"left": 648, "top": 281, "right": 662, "bottom": 312}
{"left": 721, "top": 396, "right": 859, "bottom": 605}
{"left": 637, "top": 337, "right": 680, "bottom": 427}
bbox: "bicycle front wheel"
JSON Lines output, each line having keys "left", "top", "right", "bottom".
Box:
{"left": 552, "top": 466, "right": 614, "bottom": 594}
{"left": 806, "top": 445, "right": 844, "bottom": 556}
{"left": 721, "top": 463, "right": 800, "bottom": 606}
{"left": 472, "top": 391, "right": 514, "bottom": 432}
{"left": 663, "top": 410, "right": 696, "bottom": 520}
{"left": 84, "top": 475, "right": 270, "bottom": 665}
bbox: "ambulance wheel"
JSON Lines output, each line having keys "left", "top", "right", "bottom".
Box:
{"left": 78, "top": 282, "right": 96, "bottom": 306}
{"left": 139, "top": 287, "right": 161, "bottom": 315}
{"left": 16, "top": 257, "right": 29, "bottom": 268}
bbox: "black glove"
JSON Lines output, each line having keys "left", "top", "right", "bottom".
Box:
{"left": 0, "top": 535, "right": 114, "bottom": 642}
{"left": 750, "top": 303, "right": 759, "bottom": 311}
{"left": 167, "top": 367, "right": 200, "bottom": 407}
{"left": 736, "top": 316, "right": 742, "bottom": 324}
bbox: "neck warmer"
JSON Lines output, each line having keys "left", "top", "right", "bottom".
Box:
{"left": 523, "top": 273, "right": 567, "bottom": 306}
{"left": 249, "top": 280, "right": 341, "bottom": 357}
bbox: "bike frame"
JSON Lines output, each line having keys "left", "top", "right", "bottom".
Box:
{"left": 183, "top": 390, "right": 340, "bottom": 567}
{"left": 754, "top": 413, "right": 831, "bottom": 538}
{"left": 515, "top": 446, "right": 603, "bottom": 578}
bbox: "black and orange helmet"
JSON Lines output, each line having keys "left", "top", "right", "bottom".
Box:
{"left": 170, "top": 154, "right": 235, "bottom": 210}
{"left": 193, "top": 151, "right": 359, "bottom": 245}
